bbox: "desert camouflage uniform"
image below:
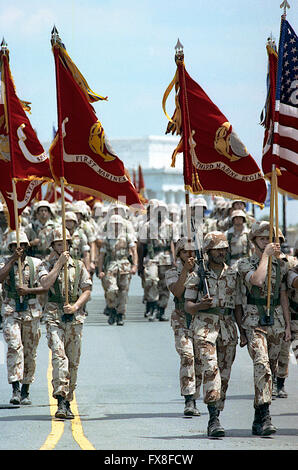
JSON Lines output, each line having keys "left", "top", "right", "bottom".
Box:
{"left": 165, "top": 259, "right": 202, "bottom": 399}
{"left": 287, "top": 264, "right": 298, "bottom": 364}
{"left": 100, "top": 228, "right": 136, "bottom": 318}
{"left": 184, "top": 263, "right": 238, "bottom": 411}
{"left": 70, "top": 227, "right": 90, "bottom": 261}
{"left": 225, "top": 225, "right": 252, "bottom": 267}
{"left": 139, "top": 217, "right": 177, "bottom": 318}
{"left": 37, "top": 253, "right": 92, "bottom": 401}
{"left": 25, "top": 218, "right": 58, "bottom": 259}
{"left": 237, "top": 254, "right": 288, "bottom": 406}
{"left": 0, "top": 255, "right": 42, "bottom": 385}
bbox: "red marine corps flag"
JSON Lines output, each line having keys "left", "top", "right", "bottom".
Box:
{"left": 0, "top": 39, "right": 48, "bottom": 229}
{"left": 49, "top": 27, "right": 142, "bottom": 209}
{"left": 261, "top": 12, "right": 298, "bottom": 198}
{"left": 163, "top": 40, "right": 267, "bottom": 207}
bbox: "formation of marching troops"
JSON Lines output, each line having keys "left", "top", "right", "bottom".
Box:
{"left": 0, "top": 195, "right": 297, "bottom": 437}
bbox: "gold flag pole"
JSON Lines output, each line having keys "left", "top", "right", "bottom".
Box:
{"left": 12, "top": 178, "right": 23, "bottom": 288}
{"left": 266, "top": 164, "right": 276, "bottom": 317}
{"left": 60, "top": 177, "right": 69, "bottom": 305}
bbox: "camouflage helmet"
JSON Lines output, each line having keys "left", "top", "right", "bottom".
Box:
{"left": 248, "top": 221, "right": 273, "bottom": 241}
{"left": 191, "top": 197, "right": 207, "bottom": 209}
{"left": 65, "top": 211, "right": 78, "bottom": 223}
{"left": 108, "top": 214, "right": 124, "bottom": 225}
{"left": 203, "top": 231, "right": 229, "bottom": 252}
{"left": 7, "top": 230, "right": 29, "bottom": 246}
{"left": 35, "top": 200, "right": 54, "bottom": 216}
{"left": 175, "top": 237, "right": 195, "bottom": 257}
{"left": 49, "top": 227, "right": 71, "bottom": 246}
{"left": 231, "top": 209, "right": 246, "bottom": 221}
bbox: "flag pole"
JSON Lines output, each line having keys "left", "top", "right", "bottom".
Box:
{"left": 51, "top": 26, "right": 69, "bottom": 305}
{"left": 11, "top": 179, "right": 23, "bottom": 288}
{"left": 266, "top": 164, "right": 276, "bottom": 317}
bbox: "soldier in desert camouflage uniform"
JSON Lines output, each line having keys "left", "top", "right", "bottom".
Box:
{"left": 24, "top": 200, "right": 58, "bottom": 259}
{"left": 184, "top": 231, "right": 240, "bottom": 437}
{"left": 97, "top": 215, "right": 137, "bottom": 326}
{"left": 38, "top": 227, "right": 92, "bottom": 419}
{"left": 237, "top": 221, "right": 291, "bottom": 436}
{"left": 225, "top": 210, "right": 252, "bottom": 266}
{"left": 65, "top": 211, "right": 91, "bottom": 267}
{"left": 287, "top": 264, "right": 298, "bottom": 364}
{"left": 0, "top": 231, "right": 46, "bottom": 405}
{"left": 138, "top": 201, "right": 177, "bottom": 321}
{"left": 165, "top": 237, "right": 202, "bottom": 417}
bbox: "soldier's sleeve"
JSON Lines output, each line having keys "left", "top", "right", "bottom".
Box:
{"left": 31, "top": 257, "right": 43, "bottom": 286}
{"left": 184, "top": 271, "right": 199, "bottom": 301}
{"left": 287, "top": 266, "right": 298, "bottom": 289}
{"left": 79, "top": 262, "right": 92, "bottom": 290}
{"left": 165, "top": 267, "right": 179, "bottom": 289}
{"left": 81, "top": 232, "right": 90, "bottom": 253}
{"left": 237, "top": 258, "right": 255, "bottom": 287}
{"left": 0, "top": 255, "right": 7, "bottom": 270}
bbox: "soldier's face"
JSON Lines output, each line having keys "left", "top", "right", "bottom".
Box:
{"left": 179, "top": 249, "right": 195, "bottom": 262}
{"left": 37, "top": 207, "right": 50, "bottom": 221}
{"left": 9, "top": 242, "right": 28, "bottom": 255}
{"left": 52, "top": 241, "right": 69, "bottom": 254}
{"left": 255, "top": 236, "right": 269, "bottom": 252}
{"left": 208, "top": 248, "right": 228, "bottom": 264}
{"left": 233, "top": 202, "right": 245, "bottom": 210}
{"left": 233, "top": 216, "right": 244, "bottom": 226}
{"left": 66, "top": 220, "right": 75, "bottom": 231}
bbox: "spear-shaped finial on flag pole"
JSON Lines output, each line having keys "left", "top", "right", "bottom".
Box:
{"left": 175, "top": 38, "right": 184, "bottom": 60}
{"left": 280, "top": 0, "right": 290, "bottom": 17}
{"left": 1, "top": 37, "right": 8, "bottom": 53}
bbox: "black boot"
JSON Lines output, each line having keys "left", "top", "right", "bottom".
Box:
{"left": 55, "top": 395, "right": 67, "bottom": 419}
{"left": 107, "top": 308, "right": 117, "bottom": 325}
{"left": 252, "top": 406, "right": 263, "bottom": 435}
{"left": 10, "top": 381, "right": 21, "bottom": 405}
{"left": 65, "top": 400, "right": 74, "bottom": 419}
{"left": 148, "top": 302, "right": 158, "bottom": 321}
{"left": 276, "top": 377, "right": 288, "bottom": 398}
{"left": 157, "top": 306, "right": 168, "bottom": 321}
{"left": 20, "top": 384, "right": 31, "bottom": 405}
{"left": 116, "top": 313, "right": 124, "bottom": 326}
{"left": 144, "top": 302, "right": 150, "bottom": 318}
{"left": 184, "top": 395, "right": 200, "bottom": 417}
{"left": 207, "top": 404, "right": 225, "bottom": 437}
{"left": 259, "top": 403, "right": 276, "bottom": 436}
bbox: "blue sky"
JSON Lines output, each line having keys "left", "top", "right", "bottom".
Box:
{"left": 1, "top": 0, "right": 298, "bottom": 224}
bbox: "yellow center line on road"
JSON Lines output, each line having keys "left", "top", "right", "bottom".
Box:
{"left": 40, "top": 350, "right": 95, "bottom": 450}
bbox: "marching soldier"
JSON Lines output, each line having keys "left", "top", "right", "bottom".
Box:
{"left": 225, "top": 210, "right": 252, "bottom": 266}
{"left": 0, "top": 231, "right": 46, "bottom": 405}
{"left": 165, "top": 237, "right": 201, "bottom": 417}
{"left": 65, "top": 211, "right": 91, "bottom": 268}
{"left": 37, "top": 227, "right": 92, "bottom": 419}
{"left": 184, "top": 231, "right": 240, "bottom": 437}
{"left": 237, "top": 221, "right": 291, "bottom": 436}
{"left": 97, "top": 215, "right": 137, "bottom": 326}
{"left": 73, "top": 201, "right": 97, "bottom": 277}
{"left": 138, "top": 201, "right": 177, "bottom": 321}
{"left": 287, "top": 264, "right": 298, "bottom": 364}
{"left": 24, "top": 200, "right": 58, "bottom": 259}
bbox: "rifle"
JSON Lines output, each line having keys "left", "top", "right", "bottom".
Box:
{"left": 191, "top": 218, "right": 210, "bottom": 297}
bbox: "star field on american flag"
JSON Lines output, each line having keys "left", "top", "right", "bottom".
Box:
{"left": 278, "top": 21, "right": 298, "bottom": 106}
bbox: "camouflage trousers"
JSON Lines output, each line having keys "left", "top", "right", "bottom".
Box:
{"left": 2, "top": 316, "right": 41, "bottom": 384}
{"left": 172, "top": 319, "right": 202, "bottom": 398}
{"left": 245, "top": 326, "right": 285, "bottom": 406}
{"left": 46, "top": 321, "right": 83, "bottom": 402}
{"left": 102, "top": 271, "right": 131, "bottom": 315}
{"left": 192, "top": 314, "right": 237, "bottom": 411}
{"left": 143, "top": 261, "right": 171, "bottom": 308}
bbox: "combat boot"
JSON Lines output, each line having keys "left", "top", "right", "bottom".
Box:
{"left": 144, "top": 302, "right": 150, "bottom": 318}
{"left": 252, "top": 406, "right": 263, "bottom": 435}
{"left": 20, "top": 384, "right": 32, "bottom": 405}
{"left": 107, "top": 308, "right": 117, "bottom": 325}
{"left": 207, "top": 404, "right": 225, "bottom": 437}
{"left": 148, "top": 302, "right": 158, "bottom": 321}
{"left": 116, "top": 313, "right": 124, "bottom": 326}
{"left": 65, "top": 400, "right": 74, "bottom": 419}
{"left": 157, "top": 306, "right": 168, "bottom": 321}
{"left": 258, "top": 403, "right": 276, "bottom": 436}
{"left": 55, "top": 395, "right": 67, "bottom": 419}
{"left": 184, "top": 395, "right": 200, "bottom": 417}
{"left": 276, "top": 377, "right": 288, "bottom": 398}
{"left": 10, "top": 381, "right": 21, "bottom": 405}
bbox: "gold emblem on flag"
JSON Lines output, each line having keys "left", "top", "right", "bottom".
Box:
{"left": 89, "top": 121, "right": 116, "bottom": 162}
{"left": 214, "top": 122, "right": 249, "bottom": 162}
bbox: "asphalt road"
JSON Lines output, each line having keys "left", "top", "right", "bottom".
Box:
{"left": 0, "top": 274, "right": 297, "bottom": 453}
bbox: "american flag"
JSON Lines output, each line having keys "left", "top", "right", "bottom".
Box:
{"left": 273, "top": 19, "right": 298, "bottom": 177}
